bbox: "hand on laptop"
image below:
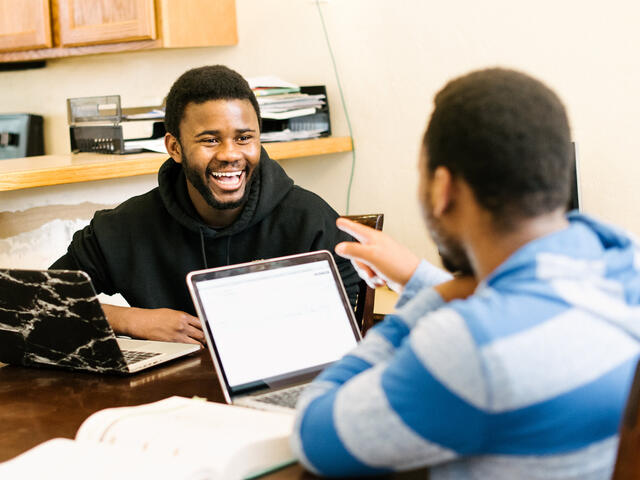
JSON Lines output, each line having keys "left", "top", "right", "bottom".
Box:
{"left": 335, "top": 218, "right": 421, "bottom": 293}
{"left": 102, "top": 304, "right": 205, "bottom": 346}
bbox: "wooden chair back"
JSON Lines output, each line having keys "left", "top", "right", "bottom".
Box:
{"left": 612, "top": 359, "right": 640, "bottom": 480}
{"left": 343, "top": 213, "right": 384, "bottom": 335}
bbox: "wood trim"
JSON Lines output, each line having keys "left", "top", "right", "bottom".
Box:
{"left": 0, "top": 38, "right": 162, "bottom": 62}
{"left": 268, "top": 136, "right": 353, "bottom": 160}
{"left": 0, "top": 137, "right": 353, "bottom": 192}
{"left": 0, "top": 202, "right": 116, "bottom": 239}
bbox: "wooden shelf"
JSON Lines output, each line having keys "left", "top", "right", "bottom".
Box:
{"left": 0, "top": 137, "right": 353, "bottom": 192}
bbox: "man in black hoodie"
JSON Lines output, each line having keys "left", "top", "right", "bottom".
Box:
{"left": 51, "top": 65, "right": 359, "bottom": 345}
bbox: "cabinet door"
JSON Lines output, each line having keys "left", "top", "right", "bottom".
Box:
{"left": 54, "top": 0, "right": 157, "bottom": 47}
{"left": 0, "top": 0, "right": 52, "bottom": 52}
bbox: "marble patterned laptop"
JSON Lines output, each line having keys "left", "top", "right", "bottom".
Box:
{"left": 0, "top": 269, "right": 199, "bottom": 374}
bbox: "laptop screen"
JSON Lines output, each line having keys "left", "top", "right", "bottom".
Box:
{"left": 188, "top": 251, "right": 360, "bottom": 395}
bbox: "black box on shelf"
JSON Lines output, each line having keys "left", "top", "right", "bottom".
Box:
{"left": 0, "top": 114, "right": 44, "bottom": 159}
{"left": 67, "top": 95, "right": 165, "bottom": 154}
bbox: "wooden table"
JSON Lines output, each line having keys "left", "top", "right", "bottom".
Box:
{"left": 0, "top": 351, "right": 426, "bottom": 479}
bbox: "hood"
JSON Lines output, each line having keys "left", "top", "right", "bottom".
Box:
{"left": 157, "top": 146, "right": 294, "bottom": 238}
{"left": 486, "top": 212, "right": 640, "bottom": 309}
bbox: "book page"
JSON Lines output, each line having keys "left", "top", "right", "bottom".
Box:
{"left": 76, "top": 396, "right": 295, "bottom": 479}
{"left": 0, "top": 438, "right": 213, "bottom": 480}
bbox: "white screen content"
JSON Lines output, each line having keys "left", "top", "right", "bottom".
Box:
{"left": 196, "top": 260, "right": 358, "bottom": 387}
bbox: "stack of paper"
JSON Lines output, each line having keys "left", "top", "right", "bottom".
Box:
{"left": 248, "top": 76, "right": 301, "bottom": 97}
{"left": 260, "top": 129, "right": 328, "bottom": 143}
{"left": 249, "top": 76, "right": 326, "bottom": 120}
{"left": 247, "top": 76, "right": 329, "bottom": 142}
{"left": 257, "top": 93, "right": 326, "bottom": 120}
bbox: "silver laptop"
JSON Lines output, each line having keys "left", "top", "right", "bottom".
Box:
{"left": 0, "top": 269, "right": 200, "bottom": 374}
{"left": 186, "top": 250, "right": 361, "bottom": 412}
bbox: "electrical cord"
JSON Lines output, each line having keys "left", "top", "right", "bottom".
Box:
{"left": 315, "top": 0, "right": 356, "bottom": 214}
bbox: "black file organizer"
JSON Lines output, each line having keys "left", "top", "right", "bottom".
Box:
{"left": 260, "top": 85, "right": 331, "bottom": 140}
{"left": 67, "top": 95, "right": 165, "bottom": 154}
{"left": 0, "top": 114, "right": 44, "bottom": 159}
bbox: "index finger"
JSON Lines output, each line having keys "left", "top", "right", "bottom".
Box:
{"left": 336, "top": 218, "right": 379, "bottom": 244}
{"left": 335, "top": 240, "right": 378, "bottom": 267}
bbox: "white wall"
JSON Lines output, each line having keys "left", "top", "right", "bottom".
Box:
{"left": 1, "top": 0, "right": 639, "bottom": 267}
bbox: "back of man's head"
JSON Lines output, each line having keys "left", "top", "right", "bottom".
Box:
{"left": 164, "top": 65, "right": 261, "bottom": 141}
{"left": 424, "top": 68, "right": 572, "bottom": 230}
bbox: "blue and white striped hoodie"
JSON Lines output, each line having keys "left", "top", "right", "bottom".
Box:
{"left": 291, "top": 213, "right": 640, "bottom": 479}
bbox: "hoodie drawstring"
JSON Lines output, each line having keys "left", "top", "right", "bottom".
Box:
{"left": 199, "top": 228, "right": 231, "bottom": 268}
{"left": 199, "top": 227, "right": 209, "bottom": 269}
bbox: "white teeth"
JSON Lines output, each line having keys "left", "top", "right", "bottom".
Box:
{"left": 211, "top": 171, "right": 242, "bottom": 177}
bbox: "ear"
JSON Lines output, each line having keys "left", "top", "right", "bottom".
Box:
{"left": 165, "top": 133, "right": 182, "bottom": 163}
{"left": 430, "top": 166, "right": 454, "bottom": 217}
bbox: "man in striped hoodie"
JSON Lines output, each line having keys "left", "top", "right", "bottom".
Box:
{"left": 291, "top": 68, "right": 640, "bottom": 479}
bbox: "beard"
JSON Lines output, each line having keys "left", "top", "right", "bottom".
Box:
{"left": 181, "top": 152, "right": 258, "bottom": 211}
{"left": 423, "top": 204, "right": 474, "bottom": 276}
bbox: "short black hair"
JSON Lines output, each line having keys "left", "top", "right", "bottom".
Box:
{"left": 164, "top": 65, "right": 261, "bottom": 140}
{"left": 424, "top": 68, "right": 572, "bottom": 229}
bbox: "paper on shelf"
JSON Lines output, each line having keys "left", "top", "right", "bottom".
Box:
{"left": 122, "top": 109, "right": 165, "bottom": 120}
{"left": 260, "top": 129, "right": 325, "bottom": 143}
{"left": 247, "top": 76, "right": 299, "bottom": 90}
{"left": 124, "top": 137, "right": 168, "bottom": 154}
{"left": 262, "top": 107, "right": 318, "bottom": 120}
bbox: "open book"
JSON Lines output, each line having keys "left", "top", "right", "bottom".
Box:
{"left": 0, "top": 396, "right": 295, "bottom": 480}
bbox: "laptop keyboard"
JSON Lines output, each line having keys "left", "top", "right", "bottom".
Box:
{"left": 122, "top": 350, "right": 162, "bottom": 364}
{"left": 253, "top": 385, "right": 306, "bottom": 409}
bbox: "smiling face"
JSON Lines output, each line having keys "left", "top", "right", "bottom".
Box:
{"left": 166, "top": 99, "right": 261, "bottom": 225}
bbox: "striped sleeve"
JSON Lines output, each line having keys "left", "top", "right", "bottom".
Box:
{"left": 310, "top": 285, "right": 446, "bottom": 387}
{"left": 291, "top": 303, "right": 488, "bottom": 476}
{"left": 396, "top": 260, "right": 452, "bottom": 309}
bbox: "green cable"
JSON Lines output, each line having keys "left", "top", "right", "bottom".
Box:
{"left": 315, "top": 0, "right": 356, "bottom": 214}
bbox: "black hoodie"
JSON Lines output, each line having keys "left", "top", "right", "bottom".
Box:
{"left": 51, "top": 148, "right": 359, "bottom": 314}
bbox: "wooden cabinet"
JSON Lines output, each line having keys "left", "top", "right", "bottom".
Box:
{"left": 54, "top": 0, "right": 157, "bottom": 47}
{"left": 0, "top": 0, "right": 238, "bottom": 62}
{"left": 0, "top": 0, "right": 52, "bottom": 52}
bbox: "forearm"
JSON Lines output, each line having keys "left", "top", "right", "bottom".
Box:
{"left": 293, "top": 291, "right": 447, "bottom": 475}
{"left": 396, "top": 260, "right": 452, "bottom": 308}
{"left": 312, "top": 284, "right": 446, "bottom": 389}
{"left": 101, "top": 303, "right": 138, "bottom": 336}
{"left": 293, "top": 306, "right": 487, "bottom": 475}
{"left": 101, "top": 304, "right": 204, "bottom": 345}
{"left": 293, "top": 349, "right": 462, "bottom": 475}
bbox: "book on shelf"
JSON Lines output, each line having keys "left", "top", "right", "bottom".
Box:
{"left": 253, "top": 86, "right": 301, "bottom": 97}
{"left": 0, "top": 396, "right": 296, "bottom": 480}
{"left": 248, "top": 76, "right": 301, "bottom": 97}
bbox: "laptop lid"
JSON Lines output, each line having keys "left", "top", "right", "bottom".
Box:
{"left": 186, "top": 250, "right": 361, "bottom": 404}
{"left": 0, "top": 269, "right": 198, "bottom": 374}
